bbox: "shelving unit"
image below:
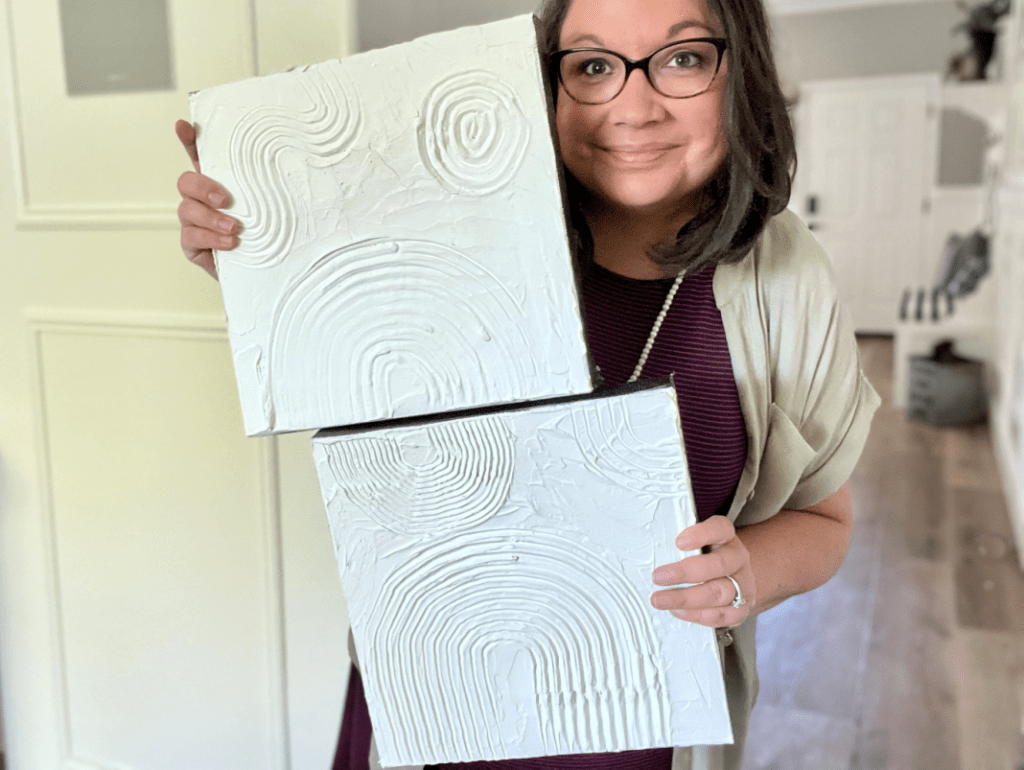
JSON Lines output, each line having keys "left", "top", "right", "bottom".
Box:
{"left": 891, "top": 77, "right": 1006, "bottom": 409}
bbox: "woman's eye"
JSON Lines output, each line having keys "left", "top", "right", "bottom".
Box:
{"left": 668, "top": 51, "right": 703, "bottom": 69}
{"left": 579, "top": 58, "right": 614, "bottom": 77}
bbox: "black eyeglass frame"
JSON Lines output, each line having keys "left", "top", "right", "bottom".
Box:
{"left": 550, "top": 37, "right": 728, "bottom": 104}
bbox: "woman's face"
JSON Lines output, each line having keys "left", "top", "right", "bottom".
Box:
{"left": 555, "top": 0, "right": 729, "bottom": 220}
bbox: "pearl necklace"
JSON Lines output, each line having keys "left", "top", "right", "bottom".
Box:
{"left": 626, "top": 270, "right": 687, "bottom": 383}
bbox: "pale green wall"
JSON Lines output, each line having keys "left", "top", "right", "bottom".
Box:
{"left": 357, "top": 0, "right": 538, "bottom": 51}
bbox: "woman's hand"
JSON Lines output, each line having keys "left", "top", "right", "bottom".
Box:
{"left": 650, "top": 515, "right": 756, "bottom": 629}
{"left": 175, "top": 119, "right": 240, "bottom": 280}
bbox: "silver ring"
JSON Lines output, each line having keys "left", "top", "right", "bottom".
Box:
{"left": 726, "top": 575, "right": 746, "bottom": 609}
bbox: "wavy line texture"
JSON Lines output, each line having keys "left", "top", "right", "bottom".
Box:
{"left": 225, "top": 62, "right": 362, "bottom": 268}
{"left": 267, "top": 238, "right": 533, "bottom": 430}
{"left": 418, "top": 70, "right": 531, "bottom": 196}
{"left": 320, "top": 415, "right": 515, "bottom": 535}
{"left": 567, "top": 399, "right": 691, "bottom": 498}
{"left": 359, "top": 530, "right": 671, "bottom": 766}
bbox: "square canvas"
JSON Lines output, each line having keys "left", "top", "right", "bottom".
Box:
{"left": 190, "top": 15, "right": 593, "bottom": 436}
{"left": 312, "top": 383, "right": 733, "bottom": 766}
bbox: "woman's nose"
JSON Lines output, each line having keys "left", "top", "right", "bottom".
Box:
{"left": 610, "top": 68, "right": 667, "bottom": 125}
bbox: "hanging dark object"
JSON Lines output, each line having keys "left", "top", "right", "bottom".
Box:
{"left": 936, "top": 229, "right": 990, "bottom": 298}
{"left": 946, "top": 0, "right": 1011, "bottom": 81}
{"left": 898, "top": 230, "right": 989, "bottom": 324}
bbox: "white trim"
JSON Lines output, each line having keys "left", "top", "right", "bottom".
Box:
{"left": 249, "top": 0, "right": 260, "bottom": 76}
{"left": 259, "top": 435, "right": 293, "bottom": 770}
{"left": 24, "top": 307, "right": 226, "bottom": 334}
{"left": 344, "top": 0, "right": 357, "bottom": 56}
{"left": 2, "top": 0, "right": 30, "bottom": 226}
{"left": 27, "top": 308, "right": 75, "bottom": 770}
{"left": 15, "top": 207, "right": 180, "bottom": 231}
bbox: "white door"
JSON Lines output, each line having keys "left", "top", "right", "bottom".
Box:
{"left": 796, "top": 75, "right": 940, "bottom": 334}
{"left": 0, "top": 1, "right": 353, "bottom": 768}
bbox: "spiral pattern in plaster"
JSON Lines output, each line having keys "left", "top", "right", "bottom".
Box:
{"left": 418, "top": 70, "right": 530, "bottom": 196}
{"left": 320, "top": 415, "right": 515, "bottom": 535}
{"left": 568, "top": 398, "right": 690, "bottom": 498}
{"left": 225, "top": 62, "right": 362, "bottom": 268}
{"left": 267, "top": 238, "right": 532, "bottom": 429}
{"left": 359, "top": 530, "right": 670, "bottom": 766}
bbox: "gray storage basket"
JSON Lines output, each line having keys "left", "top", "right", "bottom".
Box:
{"left": 907, "top": 345, "right": 987, "bottom": 426}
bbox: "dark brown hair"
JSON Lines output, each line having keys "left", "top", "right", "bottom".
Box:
{"left": 539, "top": 0, "right": 796, "bottom": 275}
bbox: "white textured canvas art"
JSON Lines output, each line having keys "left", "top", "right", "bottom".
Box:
{"left": 189, "top": 15, "right": 593, "bottom": 436}
{"left": 312, "top": 383, "right": 733, "bottom": 767}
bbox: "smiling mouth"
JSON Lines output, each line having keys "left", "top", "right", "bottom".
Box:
{"left": 598, "top": 145, "right": 676, "bottom": 164}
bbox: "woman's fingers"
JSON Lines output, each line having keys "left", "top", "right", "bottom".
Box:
{"left": 175, "top": 119, "right": 201, "bottom": 172}
{"left": 181, "top": 222, "right": 237, "bottom": 253}
{"left": 177, "top": 170, "right": 232, "bottom": 210}
{"left": 181, "top": 243, "right": 219, "bottom": 280}
{"left": 669, "top": 606, "right": 747, "bottom": 629}
{"left": 649, "top": 515, "right": 756, "bottom": 628}
{"left": 177, "top": 196, "right": 240, "bottom": 236}
{"left": 674, "top": 514, "right": 736, "bottom": 551}
{"left": 650, "top": 568, "right": 755, "bottom": 628}
{"left": 651, "top": 574, "right": 745, "bottom": 611}
{"left": 175, "top": 120, "right": 233, "bottom": 281}
{"left": 651, "top": 539, "right": 745, "bottom": 586}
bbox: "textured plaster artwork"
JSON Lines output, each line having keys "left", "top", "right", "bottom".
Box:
{"left": 189, "top": 16, "right": 593, "bottom": 435}
{"left": 312, "top": 384, "right": 733, "bottom": 766}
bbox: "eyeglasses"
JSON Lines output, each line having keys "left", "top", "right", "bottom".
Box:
{"left": 551, "top": 37, "right": 728, "bottom": 105}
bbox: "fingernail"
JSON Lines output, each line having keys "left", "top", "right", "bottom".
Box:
{"left": 676, "top": 534, "right": 695, "bottom": 550}
{"left": 651, "top": 594, "right": 669, "bottom": 610}
{"left": 209, "top": 192, "right": 228, "bottom": 207}
{"left": 652, "top": 567, "right": 671, "bottom": 584}
{"left": 219, "top": 235, "right": 235, "bottom": 248}
{"left": 671, "top": 610, "right": 689, "bottom": 620}
{"left": 217, "top": 218, "right": 235, "bottom": 233}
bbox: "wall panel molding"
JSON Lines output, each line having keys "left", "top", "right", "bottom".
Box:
{"left": 3, "top": 0, "right": 256, "bottom": 230}
{"left": 27, "top": 309, "right": 290, "bottom": 770}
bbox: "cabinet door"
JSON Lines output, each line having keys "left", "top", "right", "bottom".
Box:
{"left": 798, "top": 75, "right": 940, "bottom": 334}
{"left": 0, "top": 1, "right": 352, "bottom": 768}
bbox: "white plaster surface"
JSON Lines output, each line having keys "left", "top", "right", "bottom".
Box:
{"left": 189, "top": 16, "right": 592, "bottom": 435}
{"left": 312, "top": 384, "right": 733, "bottom": 766}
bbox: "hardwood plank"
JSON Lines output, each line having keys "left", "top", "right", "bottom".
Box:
{"left": 742, "top": 336, "right": 1024, "bottom": 770}
{"left": 742, "top": 704, "right": 857, "bottom": 770}
{"left": 752, "top": 473, "right": 886, "bottom": 720}
{"left": 944, "top": 423, "right": 1004, "bottom": 493}
{"left": 955, "top": 557, "right": 1024, "bottom": 632}
{"left": 950, "top": 629, "right": 1024, "bottom": 770}
{"left": 950, "top": 488, "right": 1016, "bottom": 544}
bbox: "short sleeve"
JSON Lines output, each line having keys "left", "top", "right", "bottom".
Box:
{"left": 760, "top": 211, "right": 882, "bottom": 512}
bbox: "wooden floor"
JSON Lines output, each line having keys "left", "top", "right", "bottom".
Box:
{"left": 742, "top": 336, "right": 1024, "bottom": 770}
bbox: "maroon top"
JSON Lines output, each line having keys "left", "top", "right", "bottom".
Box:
{"left": 333, "top": 261, "right": 747, "bottom": 770}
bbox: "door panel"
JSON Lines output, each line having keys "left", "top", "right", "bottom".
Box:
{"left": 33, "top": 317, "right": 283, "bottom": 770}
{"left": 7, "top": 0, "right": 254, "bottom": 227}
{"left": 800, "top": 76, "right": 940, "bottom": 333}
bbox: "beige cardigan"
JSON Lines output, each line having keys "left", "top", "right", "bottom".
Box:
{"left": 364, "top": 209, "right": 882, "bottom": 770}
{"left": 677, "top": 209, "right": 882, "bottom": 770}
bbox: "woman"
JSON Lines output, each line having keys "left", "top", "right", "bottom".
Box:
{"left": 175, "top": 0, "right": 880, "bottom": 768}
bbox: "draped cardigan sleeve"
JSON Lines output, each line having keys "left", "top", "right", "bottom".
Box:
{"left": 681, "top": 208, "right": 881, "bottom": 770}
